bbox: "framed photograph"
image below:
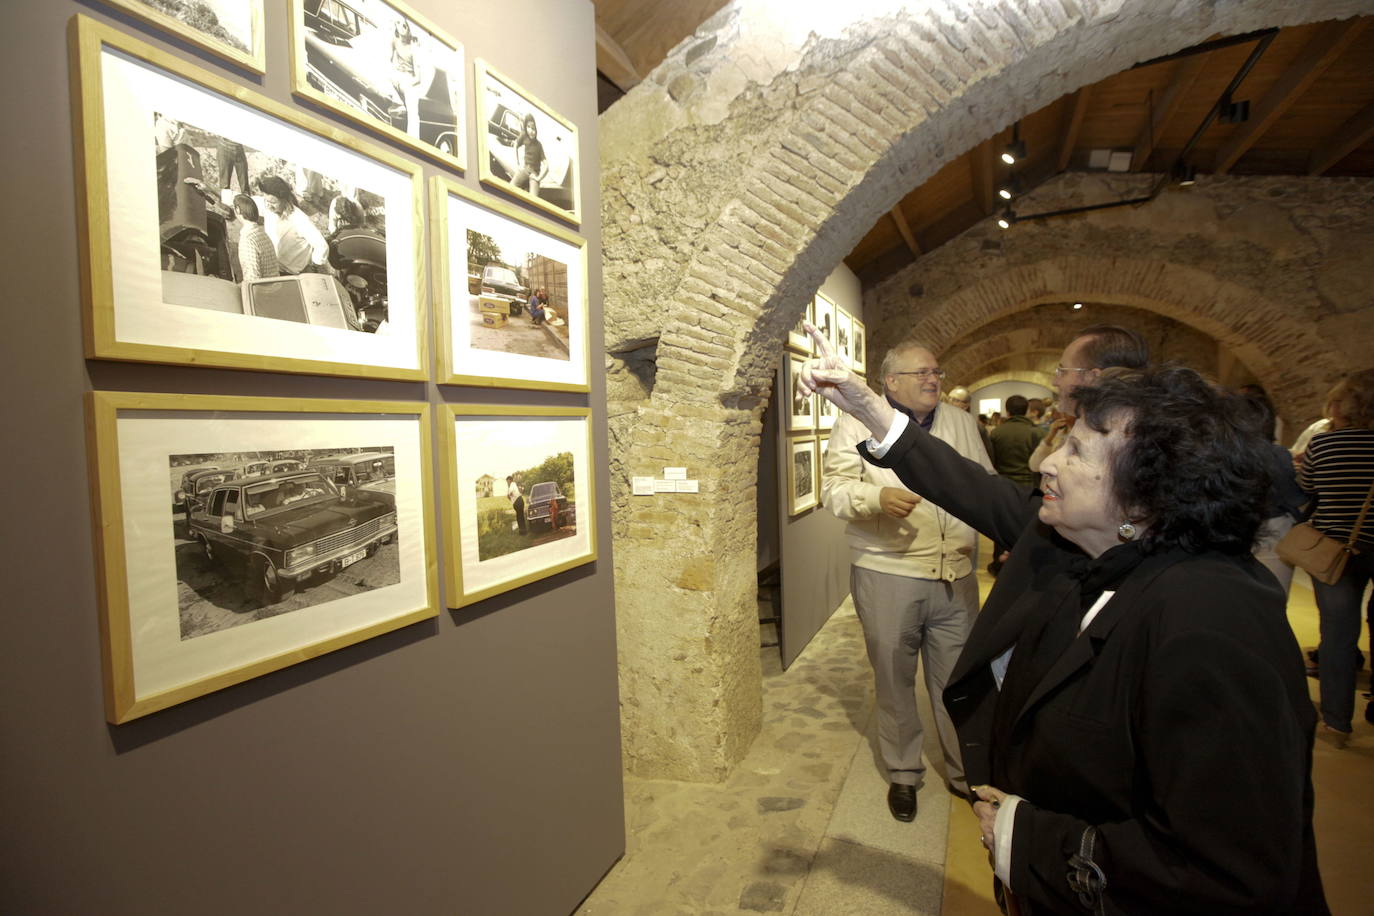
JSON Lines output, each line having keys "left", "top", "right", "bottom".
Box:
{"left": 441, "top": 406, "right": 596, "bottom": 607}
{"left": 836, "top": 307, "right": 854, "bottom": 366}
{"left": 70, "top": 15, "right": 428, "bottom": 380}
{"left": 817, "top": 388, "right": 837, "bottom": 431}
{"left": 430, "top": 177, "right": 588, "bottom": 391}
{"left": 87, "top": 391, "right": 439, "bottom": 723}
{"left": 475, "top": 59, "right": 581, "bottom": 226}
{"left": 786, "top": 297, "right": 813, "bottom": 354}
{"left": 813, "top": 293, "right": 836, "bottom": 351}
{"left": 787, "top": 436, "right": 819, "bottom": 516}
{"left": 819, "top": 434, "right": 831, "bottom": 464}
{"left": 852, "top": 317, "right": 867, "bottom": 373}
{"left": 289, "top": 0, "right": 467, "bottom": 171}
{"left": 91, "top": 0, "right": 266, "bottom": 74}
{"left": 785, "top": 354, "right": 815, "bottom": 432}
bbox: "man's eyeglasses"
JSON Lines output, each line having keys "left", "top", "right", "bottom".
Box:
{"left": 1054, "top": 366, "right": 1091, "bottom": 377}
{"left": 892, "top": 369, "right": 946, "bottom": 380}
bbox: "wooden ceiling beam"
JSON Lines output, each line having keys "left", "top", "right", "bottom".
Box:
{"left": 889, "top": 205, "right": 922, "bottom": 257}
{"left": 1130, "top": 55, "right": 1207, "bottom": 171}
{"left": 596, "top": 22, "right": 643, "bottom": 92}
{"left": 1213, "top": 19, "right": 1367, "bottom": 175}
{"left": 1308, "top": 100, "right": 1374, "bottom": 175}
{"left": 970, "top": 138, "right": 996, "bottom": 216}
{"left": 1057, "top": 88, "right": 1092, "bottom": 172}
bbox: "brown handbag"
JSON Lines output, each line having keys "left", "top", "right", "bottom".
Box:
{"left": 1278, "top": 480, "right": 1374, "bottom": 585}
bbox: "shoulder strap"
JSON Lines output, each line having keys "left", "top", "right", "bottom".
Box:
{"left": 1346, "top": 478, "right": 1374, "bottom": 547}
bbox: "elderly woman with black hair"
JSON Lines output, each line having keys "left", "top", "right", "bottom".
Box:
{"left": 800, "top": 324, "right": 1325, "bottom": 915}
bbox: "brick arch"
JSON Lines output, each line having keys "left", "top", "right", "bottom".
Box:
{"left": 968, "top": 370, "right": 1055, "bottom": 391}
{"left": 895, "top": 255, "right": 1340, "bottom": 429}
{"left": 601, "top": 0, "right": 1372, "bottom": 780}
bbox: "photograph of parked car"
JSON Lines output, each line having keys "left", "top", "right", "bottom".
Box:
{"left": 171, "top": 446, "right": 400, "bottom": 639}
{"left": 153, "top": 112, "right": 392, "bottom": 334}
{"left": 475, "top": 59, "right": 580, "bottom": 225}
{"left": 95, "top": 0, "right": 265, "bottom": 72}
{"left": 290, "top": 0, "right": 465, "bottom": 168}
{"left": 443, "top": 406, "right": 595, "bottom": 607}
{"left": 433, "top": 177, "right": 589, "bottom": 391}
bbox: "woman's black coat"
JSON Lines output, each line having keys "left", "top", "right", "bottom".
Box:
{"left": 862, "top": 420, "right": 1326, "bottom": 915}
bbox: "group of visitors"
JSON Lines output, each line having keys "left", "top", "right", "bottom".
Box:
{"left": 809, "top": 317, "right": 1366, "bottom": 914}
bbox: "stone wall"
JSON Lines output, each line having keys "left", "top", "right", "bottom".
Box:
{"left": 601, "top": 0, "right": 1374, "bottom": 781}
{"left": 868, "top": 172, "right": 1374, "bottom": 430}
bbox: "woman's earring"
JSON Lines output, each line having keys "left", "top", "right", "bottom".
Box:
{"left": 1117, "top": 522, "right": 1137, "bottom": 541}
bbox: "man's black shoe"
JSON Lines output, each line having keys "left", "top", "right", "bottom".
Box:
{"left": 888, "top": 783, "right": 917, "bottom": 822}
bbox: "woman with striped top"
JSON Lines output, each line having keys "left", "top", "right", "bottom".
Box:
{"left": 1297, "top": 369, "right": 1374, "bottom": 744}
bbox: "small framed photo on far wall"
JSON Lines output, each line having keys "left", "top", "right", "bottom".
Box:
{"left": 787, "top": 437, "right": 818, "bottom": 516}
{"left": 851, "top": 317, "right": 867, "bottom": 373}
{"left": 785, "top": 354, "right": 815, "bottom": 432}
{"left": 92, "top": 0, "right": 266, "bottom": 74}
{"left": 813, "top": 292, "right": 836, "bottom": 352}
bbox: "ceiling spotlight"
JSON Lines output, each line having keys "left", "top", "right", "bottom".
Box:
{"left": 996, "top": 211, "right": 1013, "bottom": 230}
{"left": 1219, "top": 95, "right": 1250, "bottom": 125}
{"left": 998, "top": 187, "right": 1012, "bottom": 200}
{"left": 1174, "top": 163, "right": 1197, "bottom": 186}
{"left": 1072, "top": 302, "right": 1084, "bottom": 310}
{"left": 997, "top": 176, "right": 1022, "bottom": 201}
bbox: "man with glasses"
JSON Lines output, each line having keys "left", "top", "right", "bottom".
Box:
{"left": 821, "top": 341, "right": 994, "bottom": 821}
{"left": 948, "top": 386, "right": 993, "bottom": 461}
{"left": 1029, "top": 325, "right": 1150, "bottom": 473}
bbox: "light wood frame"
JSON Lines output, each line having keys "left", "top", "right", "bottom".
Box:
{"left": 288, "top": 0, "right": 467, "bottom": 172}
{"left": 813, "top": 292, "right": 837, "bottom": 352}
{"left": 786, "top": 297, "right": 814, "bottom": 354}
{"left": 440, "top": 405, "right": 596, "bottom": 607}
{"left": 785, "top": 354, "right": 816, "bottom": 432}
{"left": 786, "top": 436, "right": 819, "bottom": 516}
{"left": 70, "top": 14, "right": 429, "bottom": 380}
{"left": 91, "top": 0, "right": 266, "bottom": 74}
{"left": 474, "top": 58, "right": 581, "bottom": 226}
{"left": 836, "top": 307, "right": 855, "bottom": 367}
{"left": 429, "top": 176, "right": 590, "bottom": 391}
{"left": 87, "top": 391, "right": 439, "bottom": 723}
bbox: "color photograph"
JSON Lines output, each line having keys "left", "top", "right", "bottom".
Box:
{"left": 443, "top": 407, "right": 595, "bottom": 607}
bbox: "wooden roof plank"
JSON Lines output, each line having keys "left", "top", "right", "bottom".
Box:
{"left": 1131, "top": 55, "right": 1207, "bottom": 171}
{"left": 1057, "top": 87, "right": 1092, "bottom": 171}
{"left": 1309, "top": 99, "right": 1374, "bottom": 174}
{"left": 1213, "top": 19, "right": 1367, "bottom": 175}
{"left": 890, "top": 205, "right": 922, "bottom": 257}
{"left": 596, "top": 22, "right": 642, "bottom": 91}
{"left": 971, "top": 138, "right": 995, "bottom": 215}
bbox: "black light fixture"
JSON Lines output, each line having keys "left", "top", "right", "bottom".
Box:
{"left": 1174, "top": 162, "right": 1197, "bottom": 186}
{"left": 1219, "top": 94, "right": 1250, "bottom": 124}
{"left": 998, "top": 175, "right": 1022, "bottom": 201}
{"left": 996, "top": 210, "right": 1014, "bottom": 230}
{"left": 1001, "top": 122, "right": 1027, "bottom": 165}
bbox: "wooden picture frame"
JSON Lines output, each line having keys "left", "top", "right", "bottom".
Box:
{"left": 836, "top": 307, "right": 854, "bottom": 367}
{"left": 813, "top": 292, "right": 836, "bottom": 352}
{"left": 288, "top": 0, "right": 467, "bottom": 172}
{"left": 852, "top": 317, "right": 867, "bottom": 373}
{"left": 91, "top": 0, "right": 266, "bottom": 74}
{"left": 430, "top": 176, "right": 589, "bottom": 391}
{"left": 440, "top": 405, "right": 596, "bottom": 607}
{"left": 786, "top": 296, "right": 814, "bottom": 354}
{"left": 785, "top": 354, "right": 815, "bottom": 432}
{"left": 787, "top": 436, "right": 819, "bottom": 516}
{"left": 86, "top": 391, "right": 439, "bottom": 723}
{"left": 70, "top": 14, "right": 428, "bottom": 380}
{"left": 474, "top": 58, "right": 580, "bottom": 226}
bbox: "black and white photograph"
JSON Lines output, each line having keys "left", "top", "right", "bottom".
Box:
{"left": 153, "top": 113, "right": 392, "bottom": 334}
{"left": 787, "top": 296, "right": 813, "bottom": 354}
{"left": 787, "top": 437, "right": 818, "bottom": 516}
{"left": 444, "top": 407, "right": 596, "bottom": 607}
{"left": 434, "top": 178, "right": 589, "bottom": 391}
{"left": 75, "top": 18, "right": 426, "bottom": 379}
{"left": 852, "top": 317, "right": 867, "bottom": 373}
{"left": 170, "top": 447, "right": 400, "bottom": 639}
{"left": 786, "top": 354, "right": 815, "bottom": 432}
{"left": 87, "top": 391, "right": 436, "bottom": 723}
{"left": 475, "top": 59, "right": 581, "bottom": 225}
{"left": 96, "top": 0, "right": 266, "bottom": 72}
{"left": 813, "top": 292, "right": 836, "bottom": 351}
{"left": 836, "top": 307, "right": 853, "bottom": 365}
{"left": 291, "top": 0, "right": 466, "bottom": 169}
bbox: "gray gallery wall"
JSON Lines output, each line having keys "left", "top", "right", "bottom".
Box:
{"left": 776, "top": 269, "right": 862, "bottom": 668}
{"left": 0, "top": 2, "right": 623, "bottom": 913}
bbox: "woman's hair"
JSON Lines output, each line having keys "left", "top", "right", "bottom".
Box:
{"left": 330, "top": 195, "right": 364, "bottom": 230}
{"left": 1329, "top": 369, "right": 1374, "bottom": 429}
{"left": 1074, "top": 365, "right": 1270, "bottom": 555}
{"left": 256, "top": 175, "right": 296, "bottom": 209}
